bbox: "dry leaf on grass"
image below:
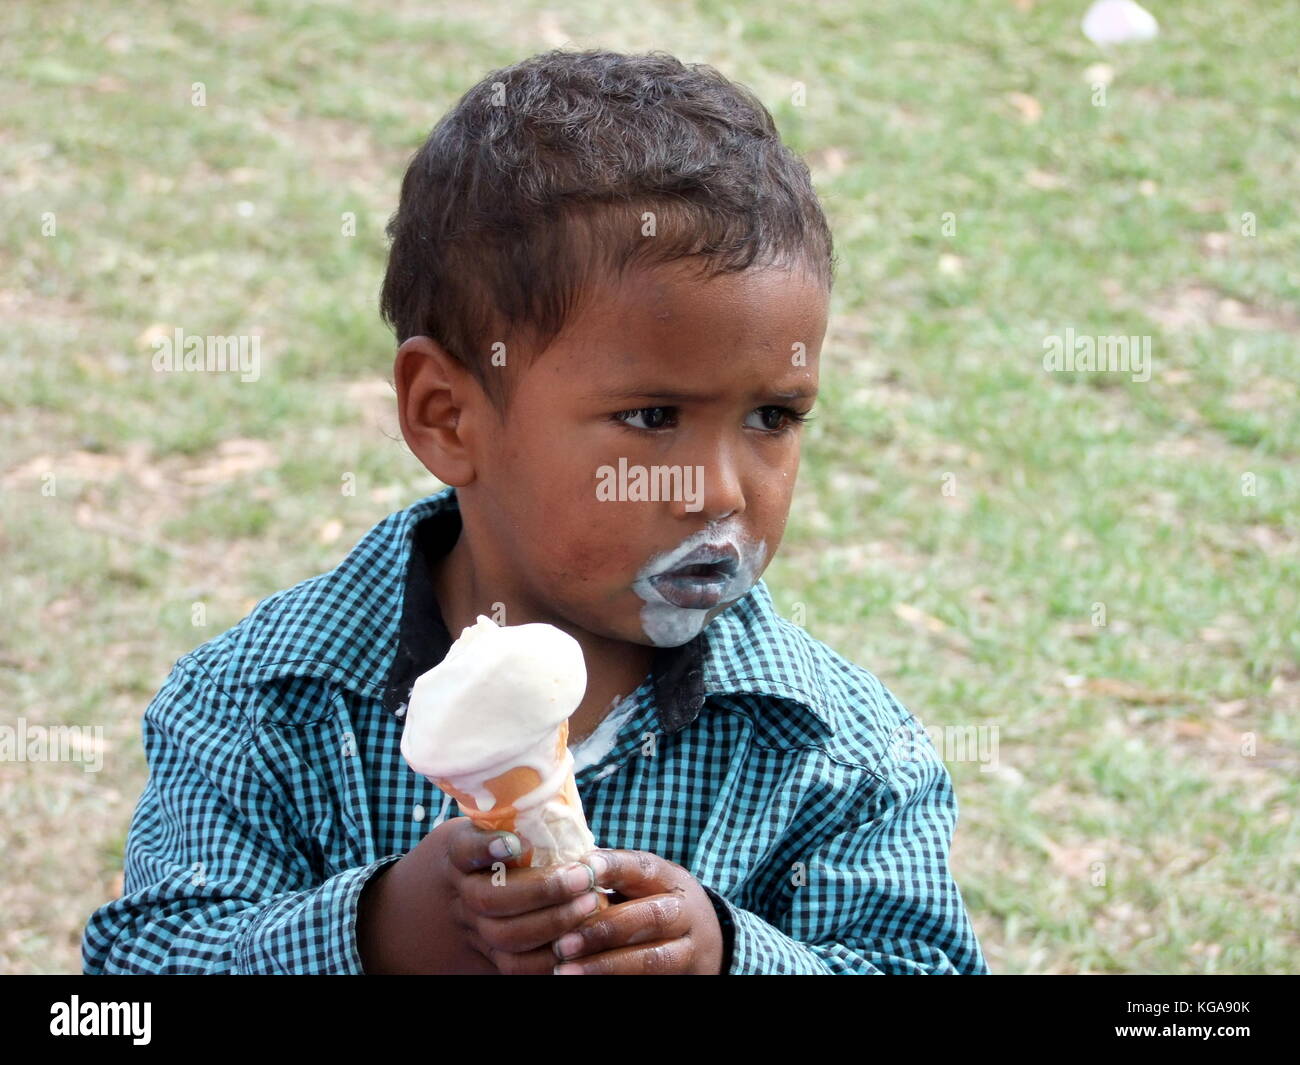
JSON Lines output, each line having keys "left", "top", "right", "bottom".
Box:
{"left": 1006, "top": 92, "right": 1043, "bottom": 123}
{"left": 893, "top": 602, "right": 973, "bottom": 653}
{"left": 177, "top": 438, "right": 277, "bottom": 485}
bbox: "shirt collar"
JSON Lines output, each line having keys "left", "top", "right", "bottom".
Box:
{"left": 241, "top": 484, "right": 834, "bottom": 734}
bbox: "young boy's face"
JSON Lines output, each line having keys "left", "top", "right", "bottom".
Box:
{"left": 399, "top": 258, "right": 828, "bottom": 648}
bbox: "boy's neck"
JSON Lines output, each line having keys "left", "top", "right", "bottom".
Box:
{"left": 429, "top": 531, "right": 656, "bottom": 745}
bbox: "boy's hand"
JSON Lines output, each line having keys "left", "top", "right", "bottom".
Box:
{"left": 549, "top": 849, "right": 725, "bottom": 974}
{"left": 357, "top": 817, "right": 603, "bottom": 974}
{"left": 451, "top": 830, "right": 608, "bottom": 975}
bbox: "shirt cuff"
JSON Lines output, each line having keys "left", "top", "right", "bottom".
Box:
{"left": 700, "top": 888, "right": 839, "bottom": 975}
{"left": 234, "top": 854, "right": 404, "bottom": 975}
{"left": 700, "top": 884, "right": 736, "bottom": 974}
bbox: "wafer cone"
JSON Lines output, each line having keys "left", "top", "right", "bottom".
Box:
{"left": 432, "top": 720, "right": 610, "bottom": 910}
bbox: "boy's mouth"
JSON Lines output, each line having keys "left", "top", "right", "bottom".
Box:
{"left": 648, "top": 545, "right": 740, "bottom": 609}
{"left": 633, "top": 533, "right": 768, "bottom": 645}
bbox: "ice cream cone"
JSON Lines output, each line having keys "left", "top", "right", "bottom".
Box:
{"left": 401, "top": 614, "right": 610, "bottom": 909}
{"left": 432, "top": 720, "right": 610, "bottom": 910}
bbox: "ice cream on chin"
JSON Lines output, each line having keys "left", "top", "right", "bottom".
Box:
{"left": 400, "top": 614, "right": 604, "bottom": 880}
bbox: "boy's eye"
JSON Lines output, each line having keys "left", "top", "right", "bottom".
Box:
{"left": 611, "top": 406, "right": 813, "bottom": 433}
{"left": 612, "top": 407, "right": 677, "bottom": 431}
{"left": 744, "top": 406, "right": 812, "bottom": 432}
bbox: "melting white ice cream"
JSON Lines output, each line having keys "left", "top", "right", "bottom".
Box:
{"left": 400, "top": 614, "right": 588, "bottom": 812}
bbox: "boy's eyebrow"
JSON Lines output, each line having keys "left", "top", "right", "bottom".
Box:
{"left": 593, "top": 385, "right": 818, "bottom": 403}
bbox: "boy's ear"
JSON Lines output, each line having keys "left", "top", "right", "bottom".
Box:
{"left": 393, "top": 335, "right": 477, "bottom": 487}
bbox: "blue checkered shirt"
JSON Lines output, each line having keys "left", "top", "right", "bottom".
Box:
{"left": 82, "top": 484, "right": 988, "bottom": 974}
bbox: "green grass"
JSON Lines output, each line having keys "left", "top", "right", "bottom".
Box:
{"left": 2, "top": 0, "right": 1296, "bottom": 974}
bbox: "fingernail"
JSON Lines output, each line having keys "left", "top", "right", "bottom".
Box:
{"left": 553, "top": 962, "right": 584, "bottom": 974}
{"left": 581, "top": 852, "right": 607, "bottom": 876}
{"left": 489, "top": 833, "right": 520, "bottom": 859}
{"left": 554, "top": 931, "right": 584, "bottom": 959}
{"left": 564, "top": 863, "right": 594, "bottom": 893}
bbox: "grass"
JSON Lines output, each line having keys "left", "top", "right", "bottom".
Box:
{"left": 1, "top": 0, "right": 1296, "bottom": 974}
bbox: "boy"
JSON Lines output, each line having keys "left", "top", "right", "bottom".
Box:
{"left": 83, "top": 48, "right": 988, "bottom": 974}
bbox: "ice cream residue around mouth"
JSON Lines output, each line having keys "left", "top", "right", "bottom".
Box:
{"left": 632, "top": 527, "right": 767, "bottom": 646}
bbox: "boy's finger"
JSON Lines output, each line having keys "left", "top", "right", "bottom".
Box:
{"left": 578, "top": 848, "right": 678, "bottom": 898}
{"left": 551, "top": 893, "right": 687, "bottom": 962}
{"left": 474, "top": 889, "right": 604, "bottom": 954}
{"left": 466, "top": 926, "right": 583, "bottom": 976}
{"left": 553, "top": 936, "right": 692, "bottom": 975}
{"left": 460, "top": 858, "right": 598, "bottom": 918}
{"left": 442, "top": 817, "right": 528, "bottom": 874}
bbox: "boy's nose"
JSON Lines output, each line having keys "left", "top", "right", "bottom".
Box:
{"left": 672, "top": 439, "right": 745, "bottom": 522}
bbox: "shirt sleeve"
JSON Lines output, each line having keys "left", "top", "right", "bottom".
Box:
{"left": 81, "top": 653, "right": 403, "bottom": 974}
{"left": 701, "top": 734, "right": 988, "bottom": 975}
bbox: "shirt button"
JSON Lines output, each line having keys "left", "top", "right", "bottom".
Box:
{"left": 413, "top": 803, "right": 426, "bottom": 822}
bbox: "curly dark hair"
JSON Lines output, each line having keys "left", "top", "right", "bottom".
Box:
{"left": 379, "top": 48, "right": 836, "bottom": 415}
